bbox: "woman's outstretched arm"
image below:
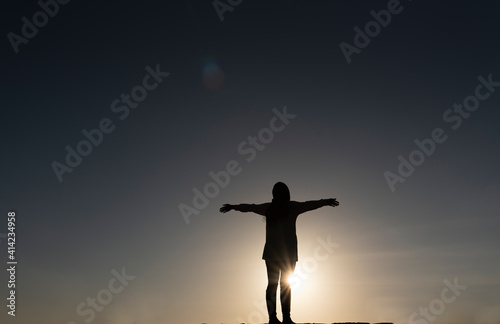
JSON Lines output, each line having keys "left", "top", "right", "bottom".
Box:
{"left": 294, "top": 198, "right": 339, "bottom": 215}
{"left": 220, "top": 203, "right": 270, "bottom": 216}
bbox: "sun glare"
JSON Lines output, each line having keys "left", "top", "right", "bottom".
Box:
{"left": 287, "top": 273, "right": 302, "bottom": 291}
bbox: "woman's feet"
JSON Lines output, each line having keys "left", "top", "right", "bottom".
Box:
{"left": 268, "top": 316, "right": 282, "bottom": 324}
{"left": 268, "top": 315, "right": 295, "bottom": 324}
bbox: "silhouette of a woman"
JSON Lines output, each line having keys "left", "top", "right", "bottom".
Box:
{"left": 220, "top": 182, "right": 339, "bottom": 324}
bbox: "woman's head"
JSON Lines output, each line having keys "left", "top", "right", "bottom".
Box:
{"left": 266, "top": 182, "right": 290, "bottom": 221}
{"left": 272, "top": 182, "right": 290, "bottom": 202}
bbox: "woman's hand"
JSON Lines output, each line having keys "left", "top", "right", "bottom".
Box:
{"left": 220, "top": 204, "right": 233, "bottom": 213}
{"left": 324, "top": 198, "right": 339, "bottom": 207}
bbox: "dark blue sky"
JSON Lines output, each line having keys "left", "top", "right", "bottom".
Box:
{"left": 1, "top": 1, "right": 500, "bottom": 324}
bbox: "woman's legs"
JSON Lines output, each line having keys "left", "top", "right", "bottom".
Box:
{"left": 266, "top": 260, "right": 297, "bottom": 323}
{"left": 279, "top": 260, "right": 296, "bottom": 322}
{"left": 265, "top": 261, "right": 280, "bottom": 322}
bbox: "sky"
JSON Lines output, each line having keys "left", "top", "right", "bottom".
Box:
{"left": 1, "top": 1, "right": 500, "bottom": 324}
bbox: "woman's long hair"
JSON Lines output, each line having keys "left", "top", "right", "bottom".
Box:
{"left": 265, "top": 182, "right": 290, "bottom": 222}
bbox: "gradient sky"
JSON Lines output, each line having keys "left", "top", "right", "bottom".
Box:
{"left": 1, "top": 1, "right": 500, "bottom": 324}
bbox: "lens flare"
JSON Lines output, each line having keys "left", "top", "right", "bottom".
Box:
{"left": 202, "top": 58, "right": 225, "bottom": 91}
